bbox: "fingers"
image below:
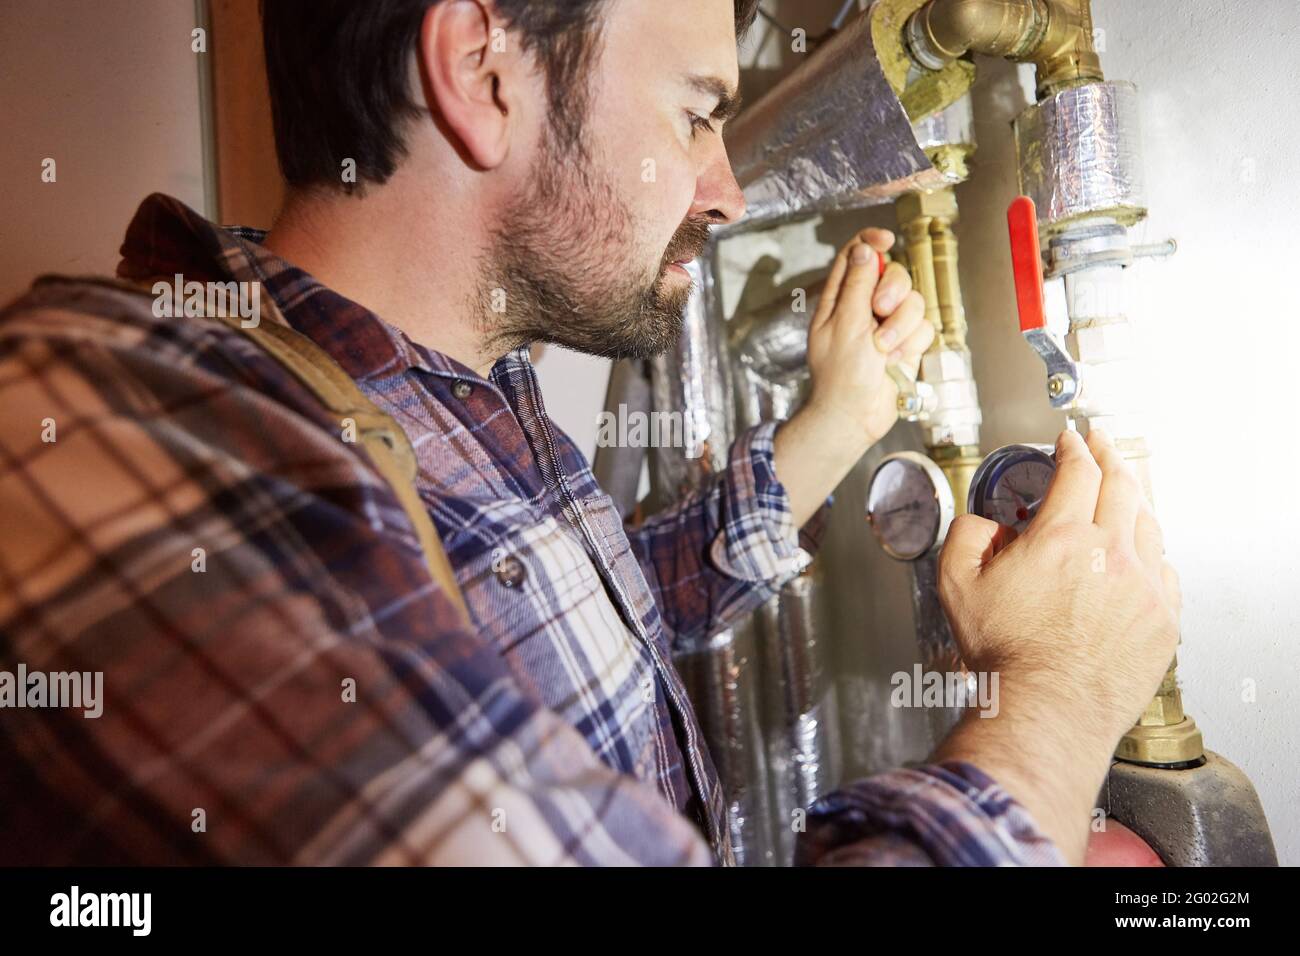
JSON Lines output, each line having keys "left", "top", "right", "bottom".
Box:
{"left": 939, "top": 512, "right": 1008, "bottom": 585}
{"left": 1135, "top": 501, "right": 1165, "bottom": 572}
{"left": 1036, "top": 428, "right": 1103, "bottom": 528}
{"left": 875, "top": 290, "right": 928, "bottom": 360}
{"left": 872, "top": 263, "right": 912, "bottom": 319}
{"left": 1089, "top": 428, "right": 1141, "bottom": 542}
{"left": 812, "top": 231, "right": 899, "bottom": 335}
{"left": 857, "top": 227, "right": 895, "bottom": 254}
{"left": 825, "top": 242, "right": 882, "bottom": 341}
{"left": 810, "top": 242, "right": 855, "bottom": 333}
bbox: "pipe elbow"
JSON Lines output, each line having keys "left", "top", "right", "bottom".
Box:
{"left": 910, "top": 0, "right": 1041, "bottom": 65}
{"left": 907, "top": 0, "right": 1104, "bottom": 97}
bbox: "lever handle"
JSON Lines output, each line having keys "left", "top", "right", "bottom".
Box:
{"left": 1006, "top": 196, "right": 1081, "bottom": 409}
{"left": 1007, "top": 195, "right": 1047, "bottom": 333}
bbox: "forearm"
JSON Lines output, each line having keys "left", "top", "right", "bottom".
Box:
{"left": 931, "top": 704, "right": 1113, "bottom": 865}
{"left": 773, "top": 400, "right": 875, "bottom": 528}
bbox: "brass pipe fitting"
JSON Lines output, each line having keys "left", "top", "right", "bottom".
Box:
{"left": 907, "top": 0, "right": 1045, "bottom": 65}
{"left": 899, "top": 214, "right": 944, "bottom": 339}
{"left": 1031, "top": 0, "right": 1103, "bottom": 94}
{"left": 929, "top": 214, "right": 968, "bottom": 350}
{"left": 1111, "top": 441, "right": 1206, "bottom": 766}
{"left": 906, "top": 0, "right": 1103, "bottom": 98}
{"left": 896, "top": 187, "right": 983, "bottom": 510}
{"left": 898, "top": 187, "right": 968, "bottom": 351}
{"left": 931, "top": 446, "right": 982, "bottom": 517}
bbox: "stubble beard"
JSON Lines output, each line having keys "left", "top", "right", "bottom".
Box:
{"left": 478, "top": 123, "right": 711, "bottom": 361}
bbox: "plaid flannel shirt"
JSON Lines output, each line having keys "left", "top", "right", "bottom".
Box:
{"left": 0, "top": 195, "right": 1064, "bottom": 866}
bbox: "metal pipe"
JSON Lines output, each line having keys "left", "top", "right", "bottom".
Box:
{"left": 910, "top": 554, "right": 968, "bottom": 744}
{"left": 733, "top": 360, "right": 837, "bottom": 866}
{"left": 675, "top": 627, "right": 775, "bottom": 866}
{"left": 907, "top": 0, "right": 1045, "bottom": 65}
{"left": 895, "top": 186, "right": 984, "bottom": 509}
{"left": 648, "top": 255, "right": 733, "bottom": 502}
{"left": 905, "top": 0, "right": 1103, "bottom": 97}
{"left": 646, "top": 254, "right": 776, "bottom": 865}
{"left": 720, "top": 7, "right": 955, "bottom": 235}
{"left": 592, "top": 359, "right": 651, "bottom": 520}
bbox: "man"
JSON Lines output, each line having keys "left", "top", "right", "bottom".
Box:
{"left": 0, "top": 0, "right": 1179, "bottom": 866}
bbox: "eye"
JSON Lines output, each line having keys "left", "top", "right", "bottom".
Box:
{"left": 686, "top": 112, "right": 715, "bottom": 140}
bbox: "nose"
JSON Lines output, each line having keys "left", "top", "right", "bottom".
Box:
{"left": 690, "top": 140, "right": 747, "bottom": 226}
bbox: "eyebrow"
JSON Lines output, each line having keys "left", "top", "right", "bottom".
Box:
{"left": 686, "top": 74, "right": 744, "bottom": 123}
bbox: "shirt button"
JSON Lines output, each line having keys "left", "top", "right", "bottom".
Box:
{"left": 452, "top": 380, "right": 473, "bottom": 400}
{"left": 493, "top": 554, "right": 527, "bottom": 589}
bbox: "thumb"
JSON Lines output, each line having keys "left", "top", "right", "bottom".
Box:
{"left": 940, "top": 513, "right": 1008, "bottom": 585}
{"left": 829, "top": 243, "right": 882, "bottom": 338}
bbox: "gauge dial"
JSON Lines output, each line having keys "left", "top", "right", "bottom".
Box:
{"left": 968, "top": 444, "right": 1057, "bottom": 534}
{"left": 866, "top": 452, "right": 954, "bottom": 561}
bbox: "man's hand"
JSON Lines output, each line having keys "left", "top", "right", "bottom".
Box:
{"left": 804, "top": 229, "right": 932, "bottom": 449}
{"left": 932, "top": 427, "right": 1182, "bottom": 865}
{"left": 774, "top": 229, "right": 933, "bottom": 527}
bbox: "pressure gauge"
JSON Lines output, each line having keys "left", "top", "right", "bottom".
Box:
{"left": 968, "top": 444, "right": 1057, "bottom": 534}
{"left": 866, "top": 452, "right": 955, "bottom": 560}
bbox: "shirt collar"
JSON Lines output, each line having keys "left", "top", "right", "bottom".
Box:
{"left": 116, "top": 193, "right": 516, "bottom": 388}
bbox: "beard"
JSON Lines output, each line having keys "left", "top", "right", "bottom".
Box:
{"left": 478, "top": 124, "right": 712, "bottom": 361}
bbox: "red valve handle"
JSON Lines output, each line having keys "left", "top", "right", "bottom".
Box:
{"left": 1007, "top": 196, "right": 1046, "bottom": 334}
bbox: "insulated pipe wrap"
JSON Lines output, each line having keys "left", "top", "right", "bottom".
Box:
{"left": 721, "top": 7, "right": 954, "bottom": 234}
{"left": 1014, "top": 80, "right": 1147, "bottom": 229}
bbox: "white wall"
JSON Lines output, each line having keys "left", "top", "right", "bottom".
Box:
{"left": 0, "top": 0, "right": 207, "bottom": 304}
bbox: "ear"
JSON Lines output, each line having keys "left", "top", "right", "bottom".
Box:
{"left": 417, "top": 0, "right": 514, "bottom": 170}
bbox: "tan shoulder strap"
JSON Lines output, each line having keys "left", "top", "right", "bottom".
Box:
{"left": 77, "top": 275, "right": 471, "bottom": 625}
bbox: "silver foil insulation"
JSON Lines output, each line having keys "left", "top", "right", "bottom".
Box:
{"left": 721, "top": 6, "right": 956, "bottom": 235}
{"left": 650, "top": 256, "right": 769, "bottom": 863}
{"left": 649, "top": 256, "right": 734, "bottom": 499}
{"left": 1014, "top": 80, "right": 1147, "bottom": 229}
{"left": 733, "top": 348, "right": 838, "bottom": 866}
{"left": 912, "top": 93, "right": 976, "bottom": 153}
{"left": 674, "top": 627, "right": 774, "bottom": 866}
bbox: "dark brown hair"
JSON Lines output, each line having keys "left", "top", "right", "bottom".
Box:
{"left": 262, "top": 0, "right": 761, "bottom": 193}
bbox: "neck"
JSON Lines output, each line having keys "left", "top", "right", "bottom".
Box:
{"left": 262, "top": 164, "right": 500, "bottom": 376}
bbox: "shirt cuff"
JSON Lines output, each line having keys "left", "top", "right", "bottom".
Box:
{"left": 796, "top": 761, "right": 1067, "bottom": 867}
{"left": 707, "top": 420, "right": 831, "bottom": 584}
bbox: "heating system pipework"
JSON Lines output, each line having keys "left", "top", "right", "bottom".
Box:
{"left": 592, "top": 0, "right": 1277, "bottom": 866}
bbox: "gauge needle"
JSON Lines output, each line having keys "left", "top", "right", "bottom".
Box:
{"left": 991, "top": 487, "right": 1042, "bottom": 522}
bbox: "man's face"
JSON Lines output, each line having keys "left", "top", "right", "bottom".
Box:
{"left": 484, "top": 0, "right": 746, "bottom": 359}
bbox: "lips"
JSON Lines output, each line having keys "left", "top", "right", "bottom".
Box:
{"left": 662, "top": 217, "right": 714, "bottom": 271}
{"left": 666, "top": 246, "right": 704, "bottom": 268}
